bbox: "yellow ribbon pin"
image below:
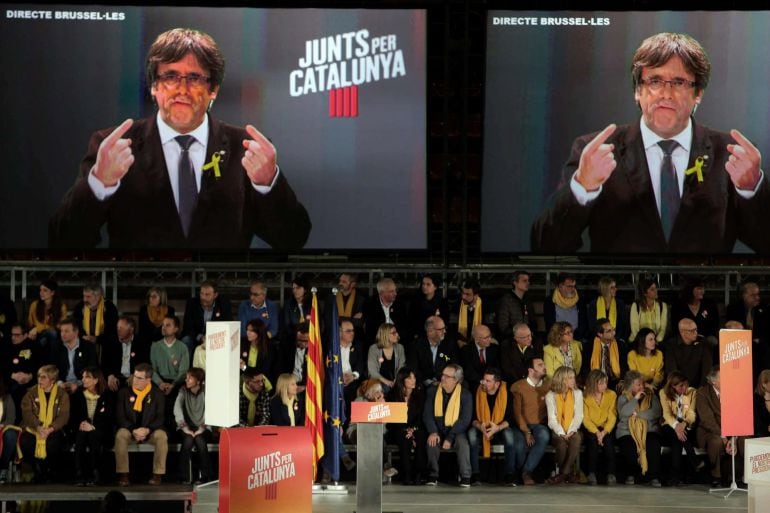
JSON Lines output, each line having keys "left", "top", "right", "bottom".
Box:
{"left": 202, "top": 151, "right": 224, "bottom": 178}
{"left": 685, "top": 156, "right": 707, "bottom": 183}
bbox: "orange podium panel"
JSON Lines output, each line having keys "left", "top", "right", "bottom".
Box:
{"left": 719, "top": 329, "right": 754, "bottom": 436}
{"left": 350, "top": 402, "right": 408, "bottom": 423}
{"left": 219, "top": 426, "right": 312, "bottom": 513}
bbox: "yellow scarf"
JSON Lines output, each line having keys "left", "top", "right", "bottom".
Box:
{"left": 84, "top": 389, "right": 100, "bottom": 420}
{"left": 132, "top": 384, "right": 152, "bottom": 413}
{"left": 555, "top": 389, "right": 575, "bottom": 432}
{"left": 628, "top": 387, "right": 654, "bottom": 475}
{"left": 458, "top": 297, "right": 482, "bottom": 340}
{"left": 248, "top": 346, "right": 259, "bottom": 367}
{"left": 336, "top": 290, "right": 356, "bottom": 318}
{"left": 596, "top": 296, "right": 617, "bottom": 328}
{"left": 552, "top": 289, "right": 579, "bottom": 309}
{"left": 435, "top": 385, "right": 462, "bottom": 427}
{"left": 82, "top": 299, "right": 105, "bottom": 336}
{"left": 27, "top": 386, "right": 58, "bottom": 458}
{"left": 242, "top": 382, "right": 259, "bottom": 426}
{"left": 146, "top": 304, "right": 168, "bottom": 327}
{"left": 590, "top": 337, "right": 621, "bottom": 379}
{"left": 475, "top": 383, "right": 508, "bottom": 457}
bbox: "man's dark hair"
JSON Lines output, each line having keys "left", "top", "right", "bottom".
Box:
{"left": 134, "top": 362, "right": 154, "bottom": 378}
{"left": 118, "top": 315, "right": 137, "bottom": 332}
{"left": 555, "top": 272, "right": 576, "bottom": 286}
{"left": 596, "top": 318, "right": 612, "bottom": 335}
{"left": 631, "top": 32, "right": 711, "bottom": 95}
{"left": 200, "top": 280, "right": 219, "bottom": 294}
{"left": 525, "top": 356, "right": 543, "bottom": 372}
{"left": 146, "top": 28, "right": 225, "bottom": 92}
{"left": 59, "top": 317, "right": 79, "bottom": 332}
{"left": 164, "top": 314, "right": 181, "bottom": 330}
{"left": 461, "top": 278, "right": 480, "bottom": 295}
{"left": 512, "top": 270, "right": 530, "bottom": 283}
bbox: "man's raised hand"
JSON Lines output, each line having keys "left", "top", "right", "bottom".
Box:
{"left": 575, "top": 124, "right": 617, "bottom": 192}
{"left": 93, "top": 118, "right": 134, "bottom": 187}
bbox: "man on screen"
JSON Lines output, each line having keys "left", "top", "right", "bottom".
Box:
{"left": 531, "top": 32, "right": 770, "bottom": 254}
{"left": 49, "top": 28, "right": 311, "bottom": 250}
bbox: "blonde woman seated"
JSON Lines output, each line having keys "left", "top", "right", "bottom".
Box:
{"left": 545, "top": 366, "right": 583, "bottom": 484}
{"left": 626, "top": 328, "right": 664, "bottom": 389}
{"left": 269, "top": 374, "right": 305, "bottom": 427}
{"left": 582, "top": 369, "right": 617, "bottom": 485}
{"left": 367, "top": 323, "right": 406, "bottom": 393}
{"left": 543, "top": 322, "right": 583, "bottom": 379}
{"left": 659, "top": 371, "right": 701, "bottom": 486}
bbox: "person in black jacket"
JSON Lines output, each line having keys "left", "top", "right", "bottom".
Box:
{"left": 53, "top": 318, "right": 98, "bottom": 395}
{"left": 386, "top": 367, "right": 426, "bottom": 485}
{"left": 269, "top": 373, "right": 306, "bottom": 427}
{"left": 69, "top": 366, "right": 115, "bottom": 485}
{"left": 181, "top": 280, "right": 232, "bottom": 360}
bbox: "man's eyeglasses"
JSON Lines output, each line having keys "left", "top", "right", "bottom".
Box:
{"left": 639, "top": 78, "right": 696, "bottom": 92}
{"left": 156, "top": 72, "right": 211, "bottom": 89}
{"left": 441, "top": 373, "right": 456, "bottom": 380}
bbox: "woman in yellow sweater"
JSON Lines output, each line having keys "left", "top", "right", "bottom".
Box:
{"left": 626, "top": 328, "right": 664, "bottom": 389}
{"left": 659, "top": 371, "right": 702, "bottom": 486}
{"left": 582, "top": 369, "right": 617, "bottom": 485}
{"left": 543, "top": 321, "right": 582, "bottom": 379}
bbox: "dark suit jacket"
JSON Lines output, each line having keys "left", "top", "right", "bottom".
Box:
{"left": 240, "top": 339, "right": 279, "bottom": 385}
{"left": 664, "top": 338, "right": 712, "bottom": 388}
{"left": 586, "top": 297, "right": 631, "bottom": 343}
{"left": 278, "top": 344, "right": 308, "bottom": 385}
{"left": 410, "top": 337, "right": 457, "bottom": 386}
{"left": 115, "top": 385, "right": 165, "bottom": 431}
{"left": 68, "top": 389, "right": 116, "bottom": 441}
{"left": 695, "top": 383, "right": 722, "bottom": 445}
{"left": 182, "top": 296, "right": 232, "bottom": 343}
{"left": 499, "top": 340, "right": 542, "bottom": 384}
{"left": 72, "top": 299, "right": 119, "bottom": 350}
{"left": 102, "top": 338, "right": 150, "bottom": 383}
{"left": 459, "top": 343, "right": 500, "bottom": 390}
{"left": 53, "top": 340, "right": 98, "bottom": 384}
{"left": 269, "top": 393, "right": 306, "bottom": 427}
{"left": 49, "top": 116, "right": 311, "bottom": 250}
{"left": 495, "top": 292, "right": 538, "bottom": 340}
{"left": 531, "top": 121, "right": 770, "bottom": 254}
{"left": 362, "top": 296, "right": 409, "bottom": 346}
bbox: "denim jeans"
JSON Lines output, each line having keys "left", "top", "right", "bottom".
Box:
{"left": 468, "top": 425, "right": 523, "bottom": 475}
{"left": 521, "top": 423, "right": 550, "bottom": 474}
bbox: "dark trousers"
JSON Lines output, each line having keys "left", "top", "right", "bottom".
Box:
{"left": 178, "top": 430, "right": 212, "bottom": 482}
{"left": 388, "top": 426, "right": 427, "bottom": 482}
{"left": 661, "top": 424, "right": 698, "bottom": 480}
{"left": 20, "top": 430, "right": 65, "bottom": 479}
{"left": 584, "top": 429, "right": 616, "bottom": 476}
{"left": 618, "top": 432, "right": 661, "bottom": 481}
{"left": 75, "top": 429, "right": 109, "bottom": 480}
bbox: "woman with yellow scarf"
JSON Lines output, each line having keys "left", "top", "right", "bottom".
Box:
{"left": 20, "top": 365, "right": 70, "bottom": 483}
{"left": 659, "top": 371, "right": 701, "bottom": 486}
{"left": 545, "top": 366, "right": 583, "bottom": 484}
{"left": 616, "top": 370, "right": 662, "bottom": 487}
{"left": 543, "top": 322, "right": 583, "bottom": 379}
{"left": 587, "top": 277, "right": 630, "bottom": 343}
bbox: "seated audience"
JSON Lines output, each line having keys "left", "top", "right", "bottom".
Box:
{"left": 582, "top": 369, "right": 617, "bottom": 485}
{"left": 54, "top": 318, "right": 98, "bottom": 394}
{"left": 545, "top": 366, "right": 583, "bottom": 484}
{"left": 616, "top": 370, "right": 662, "bottom": 487}
{"left": 386, "top": 367, "right": 426, "bottom": 485}
{"left": 496, "top": 270, "right": 538, "bottom": 343}
{"left": 241, "top": 318, "right": 277, "bottom": 386}
{"left": 629, "top": 278, "right": 668, "bottom": 344}
{"left": 174, "top": 368, "right": 212, "bottom": 484}
{"left": 510, "top": 356, "right": 550, "bottom": 485}
{"left": 665, "top": 319, "right": 712, "bottom": 388}
{"left": 459, "top": 324, "right": 499, "bottom": 393}
{"left": 269, "top": 373, "right": 306, "bottom": 427}
{"left": 367, "top": 323, "right": 406, "bottom": 392}
{"left": 543, "top": 321, "right": 582, "bottom": 379}
{"left": 408, "top": 274, "right": 449, "bottom": 342}
{"left": 0, "top": 376, "right": 20, "bottom": 484}
{"left": 543, "top": 273, "right": 588, "bottom": 342}
{"left": 586, "top": 318, "right": 625, "bottom": 391}
{"left": 150, "top": 315, "right": 190, "bottom": 434}
{"left": 670, "top": 278, "right": 720, "bottom": 346}
{"left": 283, "top": 276, "right": 312, "bottom": 345}
{"left": 587, "top": 276, "right": 630, "bottom": 343}
{"left": 454, "top": 278, "right": 484, "bottom": 348}
{"left": 27, "top": 280, "right": 67, "bottom": 354}
{"left": 114, "top": 363, "right": 167, "bottom": 486}
{"left": 20, "top": 364, "right": 70, "bottom": 483}
{"left": 412, "top": 316, "right": 456, "bottom": 388}
{"left": 104, "top": 316, "right": 148, "bottom": 391}
{"left": 423, "top": 363, "right": 472, "bottom": 487}
{"left": 238, "top": 280, "right": 280, "bottom": 341}
{"left": 500, "top": 323, "right": 542, "bottom": 384}
{"left": 2, "top": 323, "right": 41, "bottom": 418}
{"left": 468, "top": 367, "right": 520, "bottom": 486}
{"left": 137, "top": 287, "right": 175, "bottom": 347}
{"left": 181, "top": 281, "right": 231, "bottom": 360}
{"left": 659, "top": 371, "right": 702, "bottom": 486}
{"left": 69, "top": 366, "right": 114, "bottom": 486}
{"left": 239, "top": 368, "right": 271, "bottom": 427}
{"left": 72, "top": 283, "right": 119, "bottom": 358}
{"left": 626, "top": 328, "right": 664, "bottom": 389}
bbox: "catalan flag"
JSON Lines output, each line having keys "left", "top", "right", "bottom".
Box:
{"left": 305, "top": 290, "right": 325, "bottom": 479}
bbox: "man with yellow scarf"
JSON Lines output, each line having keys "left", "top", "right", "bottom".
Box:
{"left": 114, "top": 363, "right": 167, "bottom": 486}
{"left": 73, "top": 284, "right": 119, "bottom": 356}
{"left": 468, "top": 368, "right": 520, "bottom": 486}
{"left": 423, "top": 363, "right": 472, "bottom": 487}
{"left": 543, "top": 273, "right": 588, "bottom": 342}
{"left": 455, "top": 279, "right": 483, "bottom": 348}
{"left": 20, "top": 365, "right": 69, "bottom": 483}
{"left": 586, "top": 318, "right": 626, "bottom": 391}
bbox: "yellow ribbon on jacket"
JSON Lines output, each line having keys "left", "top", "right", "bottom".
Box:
{"left": 475, "top": 382, "right": 508, "bottom": 457}
{"left": 458, "top": 297, "right": 482, "bottom": 340}
{"left": 435, "top": 385, "right": 462, "bottom": 427}
{"left": 590, "top": 337, "right": 621, "bottom": 379}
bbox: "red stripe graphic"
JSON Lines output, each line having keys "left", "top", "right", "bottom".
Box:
{"left": 329, "top": 87, "right": 360, "bottom": 118}
{"left": 350, "top": 85, "right": 358, "bottom": 117}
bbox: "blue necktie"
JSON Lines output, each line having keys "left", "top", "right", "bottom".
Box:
{"left": 658, "top": 139, "right": 679, "bottom": 241}
{"left": 176, "top": 135, "right": 197, "bottom": 237}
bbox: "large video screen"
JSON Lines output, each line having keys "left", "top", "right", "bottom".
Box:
{"left": 0, "top": 4, "right": 426, "bottom": 251}
{"left": 482, "top": 11, "right": 770, "bottom": 255}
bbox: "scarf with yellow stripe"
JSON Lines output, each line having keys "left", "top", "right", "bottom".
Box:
{"left": 590, "top": 337, "right": 621, "bottom": 379}
{"left": 435, "top": 384, "right": 462, "bottom": 427}
{"left": 555, "top": 389, "right": 575, "bottom": 432}
{"left": 475, "top": 383, "right": 508, "bottom": 457}
{"left": 595, "top": 296, "right": 617, "bottom": 328}
{"left": 552, "top": 289, "right": 579, "bottom": 309}
{"left": 132, "top": 383, "right": 152, "bottom": 412}
{"left": 627, "top": 386, "right": 654, "bottom": 475}
{"left": 336, "top": 290, "right": 357, "bottom": 318}
{"left": 82, "top": 299, "right": 105, "bottom": 336}
{"left": 25, "top": 386, "right": 59, "bottom": 458}
{"left": 458, "top": 297, "right": 482, "bottom": 341}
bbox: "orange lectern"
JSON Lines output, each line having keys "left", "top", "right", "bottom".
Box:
{"left": 219, "top": 426, "right": 312, "bottom": 513}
